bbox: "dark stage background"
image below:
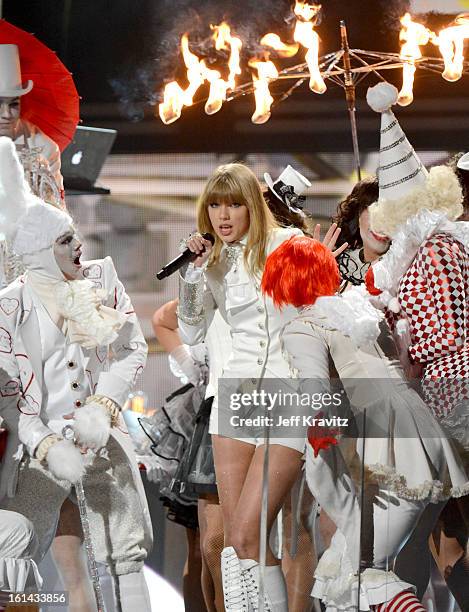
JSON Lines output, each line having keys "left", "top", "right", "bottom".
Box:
{"left": 4, "top": 0, "right": 469, "bottom": 152}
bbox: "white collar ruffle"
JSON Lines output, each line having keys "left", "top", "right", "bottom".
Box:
{"left": 371, "top": 209, "right": 469, "bottom": 309}
{"left": 298, "top": 286, "right": 383, "bottom": 348}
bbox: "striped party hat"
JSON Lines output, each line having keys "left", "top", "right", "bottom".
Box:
{"left": 367, "top": 82, "right": 462, "bottom": 236}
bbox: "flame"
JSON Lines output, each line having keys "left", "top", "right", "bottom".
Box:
{"left": 398, "top": 13, "right": 433, "bottom": 106}
{"left": 211, "top": 22, "right": 243, "bottom": 89}
{"left": 159, "top": 81, "right": 185, "bottom": 124}
{"left": 202, "top": 63, "right": 227, "bottom": 115}
{"left": 293, "top": 2, "right": 326, "bottom": 94}
{"left": 249, "top": 59, "right": 278, "bottom": 124}
{"left": 181, "top": 33, "right": 206, "bottom": 106}
{"left": 435, "top": 14, "right": 469, "bottom": 82}
{"left": 260, "top": 33, "right": 299, "bottom": 57}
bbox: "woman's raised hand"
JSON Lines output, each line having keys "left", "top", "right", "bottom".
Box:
{"left": 186, "top": 232, "right": 213, "bottom": 267}
{"left": 313, "top": 223, "right": 348, "bottom": 258}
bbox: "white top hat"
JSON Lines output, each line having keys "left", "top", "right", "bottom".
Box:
{"left": 264, "top": 165, "right": 311, "bottom": 214}
{"left": 0, "top": 45, "right": 33, "bottom": 97}
{"left": 457, "top": 152, "right": 469, "bottom": 171}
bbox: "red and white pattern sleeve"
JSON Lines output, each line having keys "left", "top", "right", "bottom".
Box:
{"left": 408, "top": 237, "right": 465, "bottom": 364}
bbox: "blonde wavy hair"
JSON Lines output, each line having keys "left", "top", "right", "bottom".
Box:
{"left": 197, "top": 163, "right": 279, "bottom": 276}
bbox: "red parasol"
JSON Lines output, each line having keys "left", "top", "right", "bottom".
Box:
{"left": 0, "top": 19, "right": 80, "bottom": 152}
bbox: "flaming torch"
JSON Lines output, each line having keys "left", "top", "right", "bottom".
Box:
{"left": 211, "top": 22, "right": 242, "bottom": 89}
{"left": 260, "top": 33, "right": 299, "bottom": 58}
{"left": 435, "top": 14, "right": 469, "bottom": 82}
{"left": 159, "top": 81, "right": 185, "bottom": 125}
{"left": 249, "top": 59, "right": 279, "bottom": 124}
{"left": 397, "top": 13, "right": 433, "bottom": 106}
{"left": 293, "top": 2, "right": 327, "bottom": 94}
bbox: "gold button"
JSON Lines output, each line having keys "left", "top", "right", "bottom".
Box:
{"left": 258, "top": 323, "right": 265, "bottom": 330}
{"left": 257, "top": 358, "right": 263, "bottom": 365}
{"left": 67, "top": 360, "right": 76, "bottom": 369}
{"left": 260, "top": 340, "right": 266, "bottom": 348}
{"left": 71, "top": 381, "right": 80, "bottom": 390}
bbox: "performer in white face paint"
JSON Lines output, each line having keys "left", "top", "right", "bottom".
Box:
{"left": 0, "top": 138, "right": 152, "bottom": 612}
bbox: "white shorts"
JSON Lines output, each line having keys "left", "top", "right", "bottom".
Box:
{"left": 209, "top": 395, "right": 306, "bottom": 454}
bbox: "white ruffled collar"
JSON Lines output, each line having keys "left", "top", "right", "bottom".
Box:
{"left": 372, "top": 210, "right": 469, "bottom": 306}
{"left": 298, "top": 286, "right": 383, "bottom": 347}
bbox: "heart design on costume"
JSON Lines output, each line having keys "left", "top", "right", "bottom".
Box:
{"left": 83, "top": 264, "right": 102, "bottom": 280}
{"left": 0, "top": 327, "right": 12, "bottom": 354}
{"left": 133, "top": 365, "right": 143, "bottom": 384}
{"left": 122, "top": 342, "right": 138, "bottom": 352}
{"left": 15, "top": 354, "right": 34, "bottom": 394}
{"left": 86, "top": 369, "right": 97, "bottom": 393}
{"left": 96, "top": 346, "right": 108, "bottom": 363}
{"left": 0, "top": 379, "right": 20, "bottom": 397}
{"left": 0, "top": 298, "right": 19, "bottom": 316}
{"left": 17, "top": 394, "right": 40, "bottom": 416}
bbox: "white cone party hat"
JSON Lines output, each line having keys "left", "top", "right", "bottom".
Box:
{"left": 367, "top": 82, "right": 462, "bottom": 237}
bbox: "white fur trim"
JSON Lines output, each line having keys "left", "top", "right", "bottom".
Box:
{"left": 46, "top": 439, "right": 86, "bottom": 483}
{"left": 366, "top": 82, "right": 399, "bottom": 112}
{"left": 73, "top": 402, "right": 111, "bottom": 449}
{"left": 369, "top": 165, "right": 463, "bottom": 237}
{"left": 301, "top": 286, "right": 383, "bottom": 348}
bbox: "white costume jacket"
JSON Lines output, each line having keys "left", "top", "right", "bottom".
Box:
{"left": 0, "top": 256, "right": 147, "bottom": 501}
{"left": 178, "top": 227, "right": 303, "bottom": 387}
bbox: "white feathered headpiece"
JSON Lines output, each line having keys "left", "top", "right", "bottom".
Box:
{"left": 0, "top": 137, "right": 72, "bottom": 255}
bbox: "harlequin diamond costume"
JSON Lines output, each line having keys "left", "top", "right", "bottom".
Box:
{"left": 0, "top": 139, "right": 152, "bottom": 612}
{"left": 365, "top": 82, "right": 469, "bottom": 450}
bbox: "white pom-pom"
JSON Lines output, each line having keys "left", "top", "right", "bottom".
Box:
{"left": 388, "top": 297, "right": 401, "bottom": 313}
{"left": 366, "top": 82, "right": 399, "bottom": 113}
{"left": 47, "top": 439, "right": 85, "bottom": 483}
{"left": 73, "top": 402, "right": 111, "bottom": 449}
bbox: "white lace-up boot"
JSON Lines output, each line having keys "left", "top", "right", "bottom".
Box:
{"left": 221, "top": 546, "right": 250, "bottom": 612}
{"left": 240, "top": 559, "right": 288, "bottom": 612}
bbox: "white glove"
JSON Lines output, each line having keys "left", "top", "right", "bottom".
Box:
{"left": 73, "top": 402, "right": 111, "bottom": 450}
{"left": 170, "top": 345, "right": 202, "bottom": 385}
{"left": 37, "top": 435, "right": 86, "bottom": 483}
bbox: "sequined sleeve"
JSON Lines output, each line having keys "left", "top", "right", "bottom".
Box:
{"left": 177, "top": 264, "right": 216, "bottom": 345}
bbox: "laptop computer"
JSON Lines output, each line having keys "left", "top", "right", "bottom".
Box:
{"left": 61, "top": 126, "right": 117, "bottom": 194}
